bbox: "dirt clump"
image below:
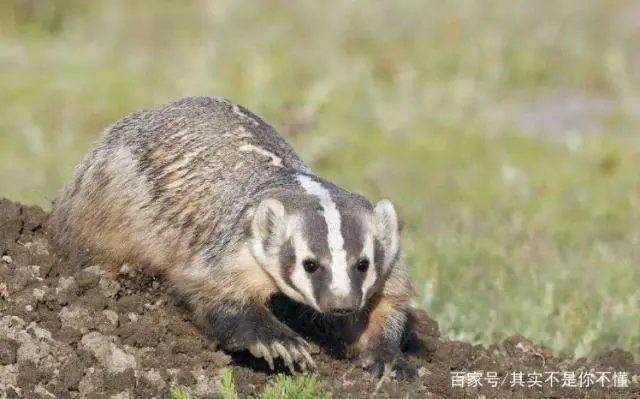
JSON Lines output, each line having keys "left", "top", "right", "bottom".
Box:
{"left": 0, "top": 198, "right": 638, "bottom": 398}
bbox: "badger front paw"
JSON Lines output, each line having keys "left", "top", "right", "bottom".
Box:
{"left": 356, "top": 346, "right": 417, "bottom": 381}
{"left": 205, "top": 302, "right": 316, "bottom": 373}
{"left": 247, "top": 330, "right": 316, "bottom": 373}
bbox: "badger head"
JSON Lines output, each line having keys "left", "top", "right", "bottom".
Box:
{"left": 249, "top": 175, "right": 401, "bottom": 316}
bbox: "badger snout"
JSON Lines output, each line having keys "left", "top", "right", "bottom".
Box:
{"left": 320, "top": 294, "right": 360, "bottom": 316}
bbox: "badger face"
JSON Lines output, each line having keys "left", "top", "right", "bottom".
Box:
{"left": 250, "top": 175, "right": 401, "bottom": 316}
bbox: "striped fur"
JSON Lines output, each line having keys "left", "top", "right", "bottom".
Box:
{"left": 48, "top": 96, "right": 418, "bottom": 379}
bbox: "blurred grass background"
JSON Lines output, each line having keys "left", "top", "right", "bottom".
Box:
{"left": 1, "top": 0, "right": 639, "bottom": 358}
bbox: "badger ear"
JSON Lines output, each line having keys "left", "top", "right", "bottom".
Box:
{"left": 251, "top": 198, "right": 288, "bottom": 256}
{"left": 374, "top": 199, "right": 401, "bottom": 266}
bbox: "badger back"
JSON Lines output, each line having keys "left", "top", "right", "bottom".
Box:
{"left": 48, "top": 96, "right": 310, "bottom": 271}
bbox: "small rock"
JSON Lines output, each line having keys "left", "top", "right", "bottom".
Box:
{"left": 80, "top": 332, "right": 137, "bottom": 373}
{"left": 83, "top": 265, "right": 104, "bottom": 275}
{"left": 32, "top": 287, "right": 47, "bottom": 301}
{"left": 78, "top": 367, "right": 103, "bottom": 398}
{"left": 36, "top": 310, "right": 61, "bottom": 334}
{"left": 176, "top": 369, "right": 196, "bottom": 386}
{"left": 165, "top": 368, "right": 180, "bottom": 381}
{"left": 143, "top": 299, "right": 164, "bottom": 311}
{"left": 0, "top": 364, "right": 19, "bottom": 391}
{"left": 79, "top": 287, "right": 107, "bottom": 311}
{"left": 9, "top": 266, "right": 41, "bottom": 292}
{"left": 25, "top": 305, "right": 33, "bottom": 312}
{"left": 0, "top": 338, "right": 19, "bottom": 365}
{"left": 75, "top": 270, "right": 101, "bottom": 291}
{"left": 4, "top": 386, "right": 21, "bottom": 399}
{"left": 170, "top": 339, "right": 195, "bottom": 354}
{"left": 118, "top": 263, "right": 136, "bottom": 276}
{"left": 56, "top": 292, "right": 74, "bottom": 307}
{"left": 202, "top": 351, "right": 231, "bottom": 368}
{"left": 99, "top": 277, "right": 121, "bottom": 298}
{"left": 49, "top": 385, "right": 73, "bottom": 399}
{"left": 54, "top": 326, "right": 82, "bottom": 345}
{"left": 16, "top": 335, "right": 51, "bottom": 365}
{"left": 0, "top": 316, "right": 27, "bottom": 331}
{"left": 59, "top": 305, "right": 91, "bottom": 334}
{"left": 118, "top": 316, "right": 165, "bottom": 348}
{"left": 25, "top": 322, "right": 53, "bottom": 341}
{"left": 33, "top": 383, "right": 56, "bottom": 398}
{"left": 141, "top": 369, "right": 166, "bottom": 391}
{"left": 192, "top": 373, "right": 219, "bottom": 398}
{"left": 104, "top": 369, "right": 136, "bottom": 393}
{"left": 17, "top": 360, "right": 40, "bottom": 387}
{"left": 1, "top": 255, "right": 12, "bottom": 263}
{"left": 117, "top": 295, "right": 144, "bottom": 314}
{"left": 60, "top": 354, "right": 84, "bottom": 390}
{"left": 110, "top": 390, "right": 132, "bottom": 399}
{"left": 56, "top": 277, "right": 76, "bottom": 295}
{"left": 96, "top": 310, "right": 120, "bottom": 333}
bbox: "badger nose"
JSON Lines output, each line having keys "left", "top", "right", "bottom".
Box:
{"left": 325, "top": 295, "right": 359, "bottom": 315}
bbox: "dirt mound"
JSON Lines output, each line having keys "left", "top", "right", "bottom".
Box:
{"left": 0, "top": 197, "right": 638, "bottom": 398}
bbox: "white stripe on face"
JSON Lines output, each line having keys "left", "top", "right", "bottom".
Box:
{"left": 296, "top": 175, "right": 351, "bottom": 296}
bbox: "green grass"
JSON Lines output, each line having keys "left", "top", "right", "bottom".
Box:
{"left": 219, "top": 369, "right": 239, "bottom": 399}
{"left": 169, "top": 385, "right": 193, "bottom": 399}
{"left": 262, "top": 374, "right": 331, "bottom": 399}
{"left": 169, "top": 370, "right": 331, "bottom": 399}
{"left": 1, "top": 0, "right": 639, "bottom": 359}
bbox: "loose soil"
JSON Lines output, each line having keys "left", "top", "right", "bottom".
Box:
{"left": 0, "top": 198, "right": 638, "bottom": 398}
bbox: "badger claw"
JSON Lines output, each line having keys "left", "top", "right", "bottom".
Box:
{"left": 357, "top": 348, "right": 417, "bottom": 381}
{"left": 205, "top": 302, "right": 316, "bottom": 373}
{"left": 248, "top": 335, "right": 315, "bottom": 373}
{"left": 249, "top": 342, "right": 275, "bottom": 370}
{"left": 271, "top": 342, "right": 293, "bottom": 371}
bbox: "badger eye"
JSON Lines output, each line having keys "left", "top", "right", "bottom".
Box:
{"left": 302, "top": 259, "right": 319, "bottom": 274}
{"left": 356, "top": 258, "right": 370, "bottom": 272}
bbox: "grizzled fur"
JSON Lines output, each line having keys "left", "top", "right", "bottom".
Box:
{"left": 48, "top": 96, "right": 418, "bottom": 379}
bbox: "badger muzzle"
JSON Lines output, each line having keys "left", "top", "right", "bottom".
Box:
{"left": 319, "top": 293, "right": 361, "bottom": 316}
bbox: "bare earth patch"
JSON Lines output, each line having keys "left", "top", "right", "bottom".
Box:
{"left": 0, "top": 198, "right": 638, "bottom": 398}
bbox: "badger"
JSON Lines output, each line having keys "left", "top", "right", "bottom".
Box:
{"left": 48, "top": 96, "right": 418, "bottom": 380}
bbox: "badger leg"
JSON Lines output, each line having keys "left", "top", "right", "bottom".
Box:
{"left": 171, "top": 252, "right": 316, "bottom": 373}
{"left": 350, "top": 294, "right": 418, "bottom": 380}
{"left": 204, "top": 299, "right": 316, "bottom": 372}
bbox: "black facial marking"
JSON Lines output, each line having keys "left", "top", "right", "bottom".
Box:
{"left": 374, "top": 237, "right": 386, "bottom": 277}
{"left": 339, "top": 211, "right": 367, "bottom": 303}
{"left": 301, "top": 210, "right": 330, "bottom": 260}
{"left": 339, "top": 212, "right": 365, "bottom": 261}
{"left": 279, "top": 240, "right": 305, "bottom": 299}
{"left": 349, "top": 264, "right": 365, "bottom": 304}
